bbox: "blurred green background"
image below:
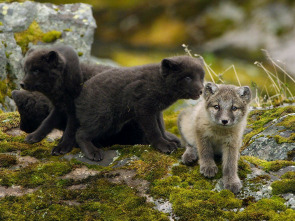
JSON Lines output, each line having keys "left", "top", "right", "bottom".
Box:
{"left": 11, "top": 0, "right": 295, "bottom": 102}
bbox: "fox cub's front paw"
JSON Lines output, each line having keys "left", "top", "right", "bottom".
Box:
{"left": 25, "top": 132, "right": 45, "bottom": 144}
{"left": 224, "top": 178, "right": 242, "bottom": 194}
{"left": 200, "top": 164, "right": 218, "bottom": 178}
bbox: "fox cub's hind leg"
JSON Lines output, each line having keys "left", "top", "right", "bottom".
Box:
{"left": 182, "top": 145, "right": 198, "bottom": 165}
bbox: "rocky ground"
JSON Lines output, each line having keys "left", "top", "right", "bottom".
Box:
{"left": 0, "top": 1, "right": 294, "bottom": 220}
{"left": 0, "top": 105, "right": 294, "bottom": 220}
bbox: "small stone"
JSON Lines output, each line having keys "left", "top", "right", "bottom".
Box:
{"left": 62, "top": 166, "right": 100, "bottom": 180}
{"left": 285, "top": 197, "right": 295, "bottom": 209}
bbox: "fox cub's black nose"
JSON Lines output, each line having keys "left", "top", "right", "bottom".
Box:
{"left": 222, "top": 120, "right": 228, "bottom": 125}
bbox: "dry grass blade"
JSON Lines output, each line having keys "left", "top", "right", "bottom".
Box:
{"left": 182, "top": 45, "right": 294, "bottom": 107}
{"left": 254, "top": 61, "right": 280, "bottom": 94}
{"left": 262, "top": 49, "right": 295, "bottom": 85}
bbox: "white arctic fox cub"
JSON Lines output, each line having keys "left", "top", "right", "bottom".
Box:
{"left": 178, "top": 82, "right": 251, "bottom": 193}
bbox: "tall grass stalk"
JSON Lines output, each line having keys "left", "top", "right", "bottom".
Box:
{"left": 182, "top": 45, "right": 294, "bottom": 107}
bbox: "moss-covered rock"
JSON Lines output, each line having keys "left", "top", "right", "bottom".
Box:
{"left": 242, "top": 106, "right": 295, "bottom": 161}
{"left": 243, "top": 156, "right": 295, "bottom": 172}
{"left": 14, "top": 21, "right": 62, "bottom": 54}
{"left": 0, "top": 1, "right": 97, "bottom": 111}
{"left": 234, "top": 197, "right": 287, "bottom": 220}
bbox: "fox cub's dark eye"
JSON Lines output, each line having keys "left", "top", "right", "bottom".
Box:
{"left": 231, "top": 106, "right": 238, "bottom": 111}
{"left": 184, "top": 76, "right": 192, "bottom": 82}
{"left": 214, "top": 105, "right": 220, "bottom": 110}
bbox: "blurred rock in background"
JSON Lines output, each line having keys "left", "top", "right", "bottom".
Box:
{"left": 0, "top": 1, "right": 96, "bottom": 111}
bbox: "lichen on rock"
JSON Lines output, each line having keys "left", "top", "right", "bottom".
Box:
{"left": 242, "top": 106, "right": 295, "bottom": 161}
{"left": 0, "top": 1, "right": 97, "bottom": 111}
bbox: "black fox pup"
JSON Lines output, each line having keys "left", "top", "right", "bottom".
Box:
{"left": 75, "top": 55, "right": 205, "bottom": 161}
{"left": 13, "top": 62, "right": 172, "bottom": 150}
{"left": 20, "top": 45, "right": 83, "bottom": 155}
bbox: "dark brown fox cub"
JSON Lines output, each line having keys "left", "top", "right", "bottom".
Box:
{"left": 75, "top": 55, "right": 205, "bottom": 161}
{"left": 20, "top": 45, "right": 83, "bottom": 155}
{"left": 13, "top": 62, "right": 113, "bottom": 134}
{"left": 13, "top": 62, "right": 170, "bottom": 149}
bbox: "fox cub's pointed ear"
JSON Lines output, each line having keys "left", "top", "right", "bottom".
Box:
{"left": 204, "top": 82, "right": 218, "bottom": 100}
{"left": 43, "top": 51, "right": 63, "bottom": 65}
{"left": 45, "top": 51, "right": 59, "bottom": 63}
{"left": 161, "top": 58, "right": 180, "bottom": 76}
{"left": 237, "top": 86, "right": 252, "bottom": 103}
{"left": 43, "top": 50, "right": 66, "bottom": 68}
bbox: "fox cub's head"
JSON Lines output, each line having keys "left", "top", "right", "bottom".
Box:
{"left": 160, "top": 55, "right": 205, "bottom": 100}
{"left": 21, "top": 48, "right": 66, "bottom": 95}
{"left": 203, "top": 82, "right": 251, "bottom": 127}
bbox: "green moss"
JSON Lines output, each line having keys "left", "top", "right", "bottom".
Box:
{"left": 163, "top": 111, "right": 180, "bottom": 136}
{"left": 150, "top": 176, "right": 182, "bottom": 198}
{"left": 14, "top": 21, "right": 44, "bottom": 54}
{"left": 14, "top": 21, "right": 63, "bottom": 54}
{"left": 0, "top": 140, "right": 30, "bottom": 153}
{"left": 20, "top": 146, "right": 51, "bottom": 159}
{"left": 273, "top": 209, "right": 295, "bottom": 220}
{"left": 0, "top": 22, "right": 3, "bottom": 26}
{"left": 0, "top": 79, "right": 14, "bottom": 105}
{"left": 238, "top": 157, "right": 252, "bottom": 179}
{"left": 171, "top": 164, "right": 189, "bottom": 175}
{"left": 213, "top": 189, "right": 242, "bottom": 209}
{"left": 5, "top": 51, "right": 11, "bottom": 58}
{"left": 287, "top": 149, "right": 295, "bottom": 161}
{"left": 0, "top": 154, "right": 17, "bottom": 167}
{"left": 249, "top": 175, "right": 271, "bottom": 184}
{"left": 277, "top": 115, "right": 295, "bottom": 131}
{"left": 0, "top": 178, "right": 169, "bottom": 220}
{"left": 243, "top": 156, "right": 295, "bottom": 172}
{"left": 272, "top": 179, "right": 295, "bottom": 195}
{"left": 0, "top": 112, "right": 20, "bottom": 132}
{"left": 281, "top": 171, "right": 295, "bottom": 180}
{"left": 273, "top": 133, "right": 295, "bottom": 144}
{"left": 242, "top": 196, "right": 256, "bottom": 207}
{"left": 169, "top": 188, "right": 242, "bottom": 220}
{"left": 42, "top": 30, "right": 62, "bottom": 43}
{"left": 234, "top": 197, "right": 287, "bottom": 220}
{"left": 130, "top": 151, "right": 176, "bottom": 182}
{"left": 112, "top": 144, "right": 150, "bottom": 159}
{"left": 0, "top": 161, "right": 72, "bottom": 188}
{"left": 169, "top": 189, "right": 220, "bottom": 220}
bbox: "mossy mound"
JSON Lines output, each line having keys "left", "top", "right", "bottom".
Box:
{"left": 243, "top": 106, "right": 295, "bottom": 147}
{"left": 0, "top": 154, "right": 17, "bottom": 168}
{"left": 243, "top": 156, "right": 295, "bottom": 172}
{"left": 0, "top": 110, "right": 294, "bottom": 220}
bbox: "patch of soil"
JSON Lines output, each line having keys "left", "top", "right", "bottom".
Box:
{"left": 0, "top": 185, "right": 37, "bottom": 198}
{"left": 106, "top": 169, "right": 149, "bottom": 197}
{"left": 61, "top": 166, "right": 100, "bottom": 181}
